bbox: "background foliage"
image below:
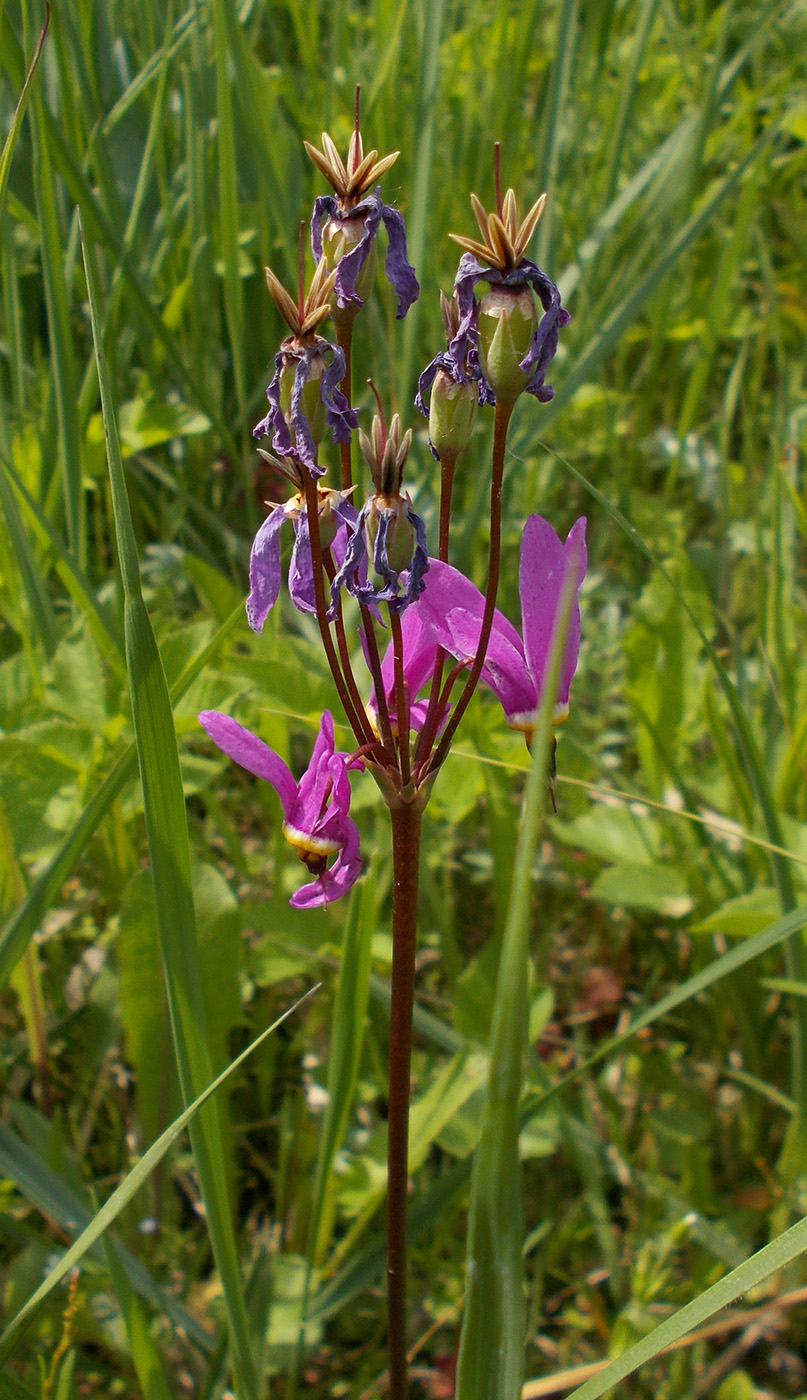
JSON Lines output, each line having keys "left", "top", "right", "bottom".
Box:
{"left": 2, "top": 0, "right": 807, "bottom": 1396}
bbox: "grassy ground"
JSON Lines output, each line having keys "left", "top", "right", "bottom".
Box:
{"left": 2, "top": 0, "right": 807, "bottom": 1396}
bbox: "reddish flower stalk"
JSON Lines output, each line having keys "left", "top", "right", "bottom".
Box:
{"left": 423, "top": 396, "right": 514, "bottom": 775}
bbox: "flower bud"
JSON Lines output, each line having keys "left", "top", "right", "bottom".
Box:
{"left": 476, "top": 284, "right": 537, "bottom": 403}
{"left": 279, "top": 350, "right": 327, "bottom": 447}
{"left": 428, "top": 368, "right": 478, "bottom": 458}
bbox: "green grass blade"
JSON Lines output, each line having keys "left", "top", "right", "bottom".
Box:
{"left": 0, "top": 991, "right": 314, "bottom": 1360}
{"left": 82, "top": 229, "right": 259, "bottom": 1400}
{"left": 0, "top": 454, "right": 124, "bottom": 677}
{"left": 566, "top": 1214, "right": 807, "bottom": 1400}
{"left": 0, "top": 602, "right": 243, "bottom": 991}
{"left": 0, "top": 1121, "right": 213, "bottom": 1352}
{"left": 26, "top": 46, "right": 84, "bottom": 567}
{"left": 0, "top": 2, "right": 48, "bottom": 216}
{"left": 309, "top": 873, "right": 378, "bottom": 1264}
{"left": 397, "top": 0, "right": 444, "bottom": 406}
{"left": 212, "top": 0, "right": 246, "bottom": 420}
{"left": 0, "top": 453, "right": 58, "bottom": 655}
{"left": 524, "top": 900, "right": 807, "bottom": 1117}
{"left": 455, "top": 543, "right": 584, "bottom": 1400}
{"left": 534, "top": 0, "right": 579, "bottom": 272}
{"left": 537, "top": 123, "right": 777, "bottom": 431}
{"left": 102, "top": 1240, "right": 174, "bottom": 1400}
{"left": 599, "top": 0, "right": 660, "bottom": 208}
{"left": 539, "top": 446, "right": 807, "bottom": 1158}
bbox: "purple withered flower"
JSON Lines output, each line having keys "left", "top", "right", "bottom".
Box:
{"left": 330, "top": 411, "right": 429, "bottom": 616}
{"left": 415, "top": 291, "right": 491, "bottom": 462}
{"left": 198, "top": 709, "right": 363, "bottom": 909}
{"left": 253, "top": 257, "right": 358, "bottom": 477}
{"left": 447, "top": 183, "right": 570, "bottom": 404}
{"left": 413, "top": 515, "right": 587, "bottom": 734}
{"left": 246, "top": 452, "right": 357, "bottom": 631}
{"left": 305, "top": 116, "right": 419, "bottom": 321}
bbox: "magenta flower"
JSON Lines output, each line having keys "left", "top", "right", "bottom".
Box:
{"left": 365, "top": 604, "right": 445, "bottom": 736}
{"left": 384, "top": 516, "right": 586, "bottom": 734}
{"left": 198, "top": 709, "right": 363, "bottom": 909}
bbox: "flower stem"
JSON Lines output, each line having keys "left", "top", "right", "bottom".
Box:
{"left": 322, "top": 551, "right": 379, "bottom": 750}
{"left": 336, "top": 320, "right": 355, "bottom": 492}
{"left": 411, "top": 451, "right": 457, "bottom": 770}
{"left": 438, "top": 452, "right": 457, "bottom": 562}
{"left": 302, "top": 473, "right": 367, "bottom": 746}
{"left": 387, "top": 800, "right": 422, "bottom": 1400}
{"left": 361, "top": 604, "right": 397, "bottom": 760}
{"left": 426, "top": 398, "right": 514, "bottom": 774}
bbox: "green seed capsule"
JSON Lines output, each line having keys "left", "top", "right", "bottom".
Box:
{"left": 322, "top": 215, "right": 378, "bottom": 323}
{"left": 477, "top": 285, "right": 537, "bottom": 403}
{"left": 279, "top": 352, "right": 327, "bottom": 448}
{"left": 428, "top": 369, "right": 477, "bottom": 459}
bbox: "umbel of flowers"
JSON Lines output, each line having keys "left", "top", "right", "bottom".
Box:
{"left": 199, "top": 101, "right": 582, "bottom": 1400}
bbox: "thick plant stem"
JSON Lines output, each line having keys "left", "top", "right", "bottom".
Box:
{"left": 427, "top": 398, "right": 514, "bottom": 773}
{"left": 387, "top": 801, "right": 422, "bottom": 1400}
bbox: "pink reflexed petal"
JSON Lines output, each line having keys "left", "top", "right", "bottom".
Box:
{"left": 313, "top": 754, "right": 352, "bottom": 846}
{"left": 416, "top": 559, "right": 536, "bottom": 723}
{"left": 519, "top": 516, "right": 587, "bottom": 710}
{"left": 198, "top": 711, "right": 298, "bottom": 821}
{"left": 371, "top": 604, "right": 440, "bottom": 726}
{"left": 294, "top": 713, "right": 337, "bottom": 837}
{"left": 290, "top": 817, "right": 362, "bottom": 909}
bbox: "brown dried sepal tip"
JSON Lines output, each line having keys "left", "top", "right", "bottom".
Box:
{"left": 360, "top": 412, "right": 412, "bottom": 497}
{"left": 449, "top": 188, "right": 547, "bottom": 273}
{"left": 265, "top": 257, "right": 337, "bottom": 338}
{"left": 440, "top": 290, "right": 461, "bottom": 342}
{"left": 304, "top": 128, "right": 400, "bottom": 208}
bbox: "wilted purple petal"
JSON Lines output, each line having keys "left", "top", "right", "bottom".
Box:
{"left": 311, "top": 188, "right": 418, "bottom": 318}
{"left": 450, "top": 252, "right": 569, "bottom": 404}
{"left": 246, "top": 505, "right": 287, "bottom": 632}
{"left": 198, "top": 710, "right": 298, "bottom": 822}
{"left": 380, "top": 202, "right": 420, "bottom": 318}
{"left": 254, "top": 354, "right": 293, "bottom": 455}
{"left": 311, "top": 193, "right": 339, "bottom": 263}
{"left": 320, "top": 344, "right": 358, "bottom": 443}
{"left": 288, "top": 512, "right": 317, "bottom": 614}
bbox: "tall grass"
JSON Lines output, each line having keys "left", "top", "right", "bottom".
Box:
{"left": 1, "top": 0, "right": 807, "bottom": 1396}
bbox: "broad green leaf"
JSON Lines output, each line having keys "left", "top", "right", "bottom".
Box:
{"left": 590, "top": 860, "right": 693, "bottom": 916}
{"left": 693, "top": 887, "right": 780, "bottom": 936}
